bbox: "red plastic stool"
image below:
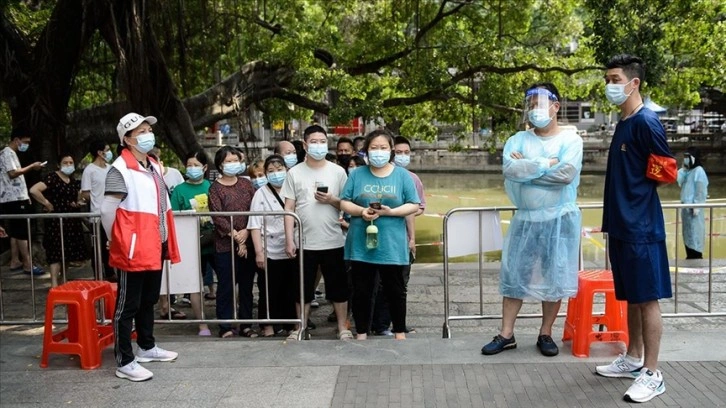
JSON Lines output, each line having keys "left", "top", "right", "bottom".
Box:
{"left": 40, "top": 280, "right": 115, "bottom": 369}
{"left": 562, "top": 269, "right": 629, "bottom": 357}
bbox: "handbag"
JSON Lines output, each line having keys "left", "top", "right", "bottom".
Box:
{"left": 645, "top": 153, "right": 677, "bottom": 183}
{"left": 199, "top": 224, "right": 215, "bottom": 248}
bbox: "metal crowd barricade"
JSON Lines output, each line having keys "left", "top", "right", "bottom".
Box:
{"left": 0, "top": 212, "right": 105, "bottom": 324}
{"left": 159, "top": 210, "right": 307, "bottom": 340}
{"left": 441, "top": 201, "right": 726, "bottom": 338}
{"left": 0, "top": 210, "right": 307, "bottom": 340}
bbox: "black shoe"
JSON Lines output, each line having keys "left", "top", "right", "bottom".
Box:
{"left": 536, "top": 334, "right": 559, "bottom": 357}
{"left": 481, "top": 334, "right": 516, "bottom": 355}
{"left": 306, "top": 319, "right": 316, "bottom": 330}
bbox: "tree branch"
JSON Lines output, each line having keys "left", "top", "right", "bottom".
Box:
{"left": 219, "top": 12, "right": 282, "bottom": 34}
{"left": 383, "top": 64, "right": 602, "bottom": 108}
{"left": 345, "top": 0, "right": 472, "bottom": 76}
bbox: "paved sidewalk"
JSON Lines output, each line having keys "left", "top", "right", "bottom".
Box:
{"left": 1, "top": 328, "right": 725, "bottom": 407}
{"left": 1, "top": 261, "right": 725, "bottom": 407}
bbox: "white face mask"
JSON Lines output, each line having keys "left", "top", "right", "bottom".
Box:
{"left": 605, "top": 79, "right": 635, "bottom": 106}
{"left": 131, "top": 132, "right": 155, "bottom": 154}
{"left": 60, "top": 165, "right": 75, "bottom": 175}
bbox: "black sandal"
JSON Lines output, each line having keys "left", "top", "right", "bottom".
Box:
{"left": 241, "top": 328, "right": 258, "bottom": 338}
{"left": 159, "top": 308, "right": 187, "bottom": 320}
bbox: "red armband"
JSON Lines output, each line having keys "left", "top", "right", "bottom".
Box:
{"left": 646, "top": 153, "right": 677, "bottom": 183}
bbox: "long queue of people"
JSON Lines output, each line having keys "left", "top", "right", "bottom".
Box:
{"left": 82, "top": 113, "right": 425, "bottom": 381}
{"left": 0, "top": 54, "right": 699, "bottom": 403}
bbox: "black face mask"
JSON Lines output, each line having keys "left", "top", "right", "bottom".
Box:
{"left": 337, "top": 154, "right": 351, "bottom": 162}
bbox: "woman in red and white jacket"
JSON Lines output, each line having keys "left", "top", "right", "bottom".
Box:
{"left": 101, "top": 112, "right": 181, "bottom": 382}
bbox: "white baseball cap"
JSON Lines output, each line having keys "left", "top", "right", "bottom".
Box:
{"left": 116, "top": 113, "right": 157, "bottom": 145}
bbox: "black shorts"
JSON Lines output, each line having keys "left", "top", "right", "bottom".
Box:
{"left": 299, "top": 247, "right": 347, "bottom": 303}
{"left": 609, "top": 238, "right": 672, "bottom": 303}
{"left": 0, "top": 200, "right": 31, "bottom": 240}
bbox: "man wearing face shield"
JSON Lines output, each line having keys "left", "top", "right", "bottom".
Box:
{"left": 481, "top": 83, "right": 583, "bottom": 358}
{"left": 677, "top": 147, "right": 708, "bottom": 259}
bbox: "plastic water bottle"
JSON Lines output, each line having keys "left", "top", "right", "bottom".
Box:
{"left": 366, "top": 223, "right": 378, "bottom": 250}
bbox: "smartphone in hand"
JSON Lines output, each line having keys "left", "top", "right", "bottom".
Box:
{"left": 369, "top": 202, "right": 381, "bottom": 210}
{"left": 316, "top": 186, "right": 328, "bottom": 193}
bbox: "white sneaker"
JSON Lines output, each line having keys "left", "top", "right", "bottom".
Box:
{"left": 595, "top": 353, "right": 643, "bottom": 378}
{"left": 115, "top": 360, "right": 153, "bottom": 382}
{"left": 624, "top": 368, "right": 665, "bottom": 403}
{"left": 135, "top": 345, "right": 178, "bottom": 362}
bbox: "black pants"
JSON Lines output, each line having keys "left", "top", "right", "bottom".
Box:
{"left": 685, "top": 246, "right": 703, "bottom": 259}
{"left": 113, "top": 269, "right": 162, "bottom": 367}
{"left": 371, "top": 253, "right": 413, "bottom": 332}
{"left": 257, "top": 257, "right": 298, "bottom": 330}
{"left": 351, "top": 261, "right": 407, "bottom": 334}
{"left": 215, "top": 251, "right": 256, "bottom": 335}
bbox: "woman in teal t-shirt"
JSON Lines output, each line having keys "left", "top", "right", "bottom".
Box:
{"left": 340, "top": 130, "right": 420, "bottom": 340}
{"left": 168, "top": 150, "right": 213, "bottom": 336}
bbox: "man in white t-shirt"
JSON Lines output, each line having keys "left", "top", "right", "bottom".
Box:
{"left": 282, "top": 125, "right": 351, "bottom": 340}
{"left": 0, "top": 128, "right": 44, "bottom": 275}
{"left": 81, "top": 139, "right": 115, "bottom": 281}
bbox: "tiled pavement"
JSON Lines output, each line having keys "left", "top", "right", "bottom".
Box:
{"left": 332, "top": 362, "right": 726, "bottom": 408}
{"left": 1, "top": 261, "right": 725, "bottom": 407}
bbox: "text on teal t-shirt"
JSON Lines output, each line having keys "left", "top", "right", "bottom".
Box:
{"left": 341, "top": 166, "right": 420, "bottom": 265}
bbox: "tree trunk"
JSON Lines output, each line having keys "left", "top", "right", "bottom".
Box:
{"left": 1, "top": 0, "right": 100, "bottom": 166}
{"left": 97, "top": 0, "right": 203, "bottom": 159}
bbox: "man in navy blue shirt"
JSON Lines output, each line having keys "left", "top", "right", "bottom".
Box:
{"left": 597, "top": 54, "right": 674, "bottom": 403}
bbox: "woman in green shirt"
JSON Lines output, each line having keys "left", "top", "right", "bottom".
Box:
{"left": 169, "top": 151, "right": 214, "bottom": 336}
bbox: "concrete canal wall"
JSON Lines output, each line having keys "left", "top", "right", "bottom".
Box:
{"left": 408, "top": 137, "right": 726, "bottom": 174}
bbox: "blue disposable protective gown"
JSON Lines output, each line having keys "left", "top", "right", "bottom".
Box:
{"left": 677, "top": 166, "right": 709, "bottom": 252}
{"left": 500, "top": 129, "right": 583, "bottom": 301}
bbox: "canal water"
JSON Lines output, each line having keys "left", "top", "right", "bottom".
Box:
{"left": 414, "top": 173, "right": 726, "bottom": 264}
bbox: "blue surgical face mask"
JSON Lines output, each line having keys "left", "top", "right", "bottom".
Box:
{"left": 103, "top": 151, "right": 113, "bottom": 162}
{"left": 186, "top": 166, "right": 204, "bottom": 180}
{"left": 368, "top": 150, "right": 391, "bottom": 168}
{"left": 222, "top": 162, "right": 242, "bottom": 176}
{"left": 18, "top": 143, "right": 29, "bottom": 152}
{"left": 60, "top": 165, "right": 75, "bottom": 175}
{"left": 236, "top": 162, "right": 247, "bottom": 175}
{"left": 684, "top": 157, "right": 691, "bottom": 168}
{"left": 307, "top": 143, "right": 328, "bottom": 161}
{"left": 252, "top": 176, "right": 268, "bottom": 189}
{"left": 267, "top": 171, "right": 287, "bottom": 187}
{"left": 394, "top": 154, "right": 411, "bottom": 168}
{"left": 528, "top": 108, "right": 553, "bottom": 129}
{"left": 283, "top": 153, "right": 298, "bottom": 168}
{"left": 132, "top": 132, "right": 156, "bottom": 154}
{"left": 605, "top": 79, "right": 634, "bottom": 106}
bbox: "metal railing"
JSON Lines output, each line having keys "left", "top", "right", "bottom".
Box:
{"left": 0, "top": 210, "right": 307, "bottom": 339}
{"left": 0, "top": 212, "right": 104, "bottom": 322}
{"left": 441, "top": 202, "right": 726, "bottom": 338}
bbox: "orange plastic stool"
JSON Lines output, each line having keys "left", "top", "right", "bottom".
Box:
{"left": 40, "top": 280, "right": 115, "bottom": 369}
{"left": 562, "top": 269, "right": 629, "bottom": 357}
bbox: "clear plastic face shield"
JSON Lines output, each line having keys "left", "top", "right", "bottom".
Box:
{"left": 523, "top": 88, "right": 559, "bottom": 129}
